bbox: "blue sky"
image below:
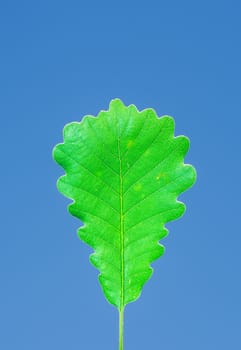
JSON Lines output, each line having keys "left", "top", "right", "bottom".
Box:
{"left": 0, "top": 1, "right": 241, "bottom": 349}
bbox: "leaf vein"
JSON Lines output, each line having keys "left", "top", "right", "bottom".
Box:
{"left": 123, "top": 125, "right": 163, "bottom": 177}
{"left": 58, "top": 148, "right": 119, "bottom": 195}
{"left": 73, "top": 209, "right": 119, "bottom": 232}
{"left": 125, "top": 247, "right": 163, "bottom": 264}
{"left": 87, "top": 117, "right": 119, "bottom": 160}
{"left": 125, "top": 207, "right": 179, "bottom": 233}
{"left": 125, "top": 233, "right": 163, "bottom": 250}
{"left": 124, "top": 172, "right": 186, "bottom": 215}
{"left": 123, "top": 142, "right": 177, "bottom": 195}
{"left": 62, "top": 181, "right": 120, "bottom": 214}
{"left": 121, "top": 114, "right": 147, "bottom": 159}
{"left": 83, "top": 233, "right": 119, "bottom": 252}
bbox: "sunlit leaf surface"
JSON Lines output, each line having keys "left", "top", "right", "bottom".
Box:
{"left": 53, "top": 99, "right": 196, "bottom": 309}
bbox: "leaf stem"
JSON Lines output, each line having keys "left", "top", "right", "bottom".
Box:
{"left": 119, "top": 307, "right": 124, "bottom": 350}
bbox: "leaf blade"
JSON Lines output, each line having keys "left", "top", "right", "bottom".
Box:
{"left": 53, "top": 98, "right": 196, "bottom": 309}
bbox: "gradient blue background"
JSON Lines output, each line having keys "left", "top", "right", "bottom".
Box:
{"left": 1, "top": 1, "right": 240, "bottom": 349}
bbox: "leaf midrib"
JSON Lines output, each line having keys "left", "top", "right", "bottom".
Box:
{"left": 117, "top": 136, "right": 125, "bottom": 311}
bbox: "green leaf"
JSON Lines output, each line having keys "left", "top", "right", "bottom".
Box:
{"left": 53, "top": 99, "right": 196, "bottom": 310}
